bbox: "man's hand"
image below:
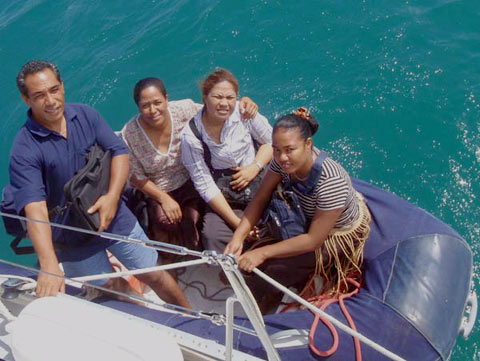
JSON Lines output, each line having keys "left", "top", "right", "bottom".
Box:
{"left": 36, "top": 262, "right": 65, "bottom": 297}
{"left": 159, "top": 193, "right": 182, "bottom": 224}
{"left": 239, "top": 97, "right": 258, "bottom": 120}
{"left": 88, "top": 193, "right": 120, "bottom": 232}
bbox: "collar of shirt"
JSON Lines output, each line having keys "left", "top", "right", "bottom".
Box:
{"left": 196, "top": 101, "right": 242, "bottom": 144}
{"left": 25, "top": 103, "right": 78, "bottom": 138}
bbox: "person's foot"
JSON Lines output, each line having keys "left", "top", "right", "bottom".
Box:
{"left": 258, "top": 292, "right": 281, "bottom": 314}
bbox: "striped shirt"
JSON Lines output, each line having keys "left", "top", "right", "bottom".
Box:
{"left": 181, "top": 101, "right": 272, "bottom": 202}
{"left": 269, "top": 151, "right": 360, "bottom": 229}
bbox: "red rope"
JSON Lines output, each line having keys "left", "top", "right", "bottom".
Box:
{"left": 308, "top": 277, "right": 362, "bottom": 360}
{"left": 338, "top": 278, "right": 362, "bottom": 361}
{"left": 309, "top": 298, "right": 340, "bottom": 356}
{"left": 282, "top": 276, "right": 363, "bottom": 360}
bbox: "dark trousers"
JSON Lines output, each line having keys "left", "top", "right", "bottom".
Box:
{"left": 201, "top": 208, "right": 244, "bottom": 253}
{"left": 147, "top": 180, "right": 204, "bottom": 256}
{"left": 244, "top": 251, "right": 317, "bottom": 310}
{"left": 202, "top": 206, "right": 316, "bottom": 310}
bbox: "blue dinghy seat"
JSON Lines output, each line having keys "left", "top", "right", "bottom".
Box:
{"left": 381, "top": 234, "right": 472, "bottom": 361}
{"left": 2, "top": 178, "right": 470, "bottom": 361}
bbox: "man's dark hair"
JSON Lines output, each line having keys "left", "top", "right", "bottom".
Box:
{"left": 16, "top": 60, "right": 62, "bottom": 96}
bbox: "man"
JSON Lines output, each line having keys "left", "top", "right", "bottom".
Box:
{"left": 9, "top": 60, "right": 190, "bottom": 308}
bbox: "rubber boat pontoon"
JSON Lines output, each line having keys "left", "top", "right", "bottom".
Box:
{"left": 0, "top": 179, "right": 477, "bottom": 361}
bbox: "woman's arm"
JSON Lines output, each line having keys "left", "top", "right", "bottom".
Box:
{"left": 207, "top": 193, "right": 242, "bottom": 229}
{"left": 130, "top": 175, "right": 182, "bottom": 224}
{"left": 231, "top": 143, "right": 273, "bottom": 191}
{"left": 237, "top": 206, "right": 343, "bottom": 272}
{"left": 238, "top": 97, "right": 258, "bottom": 119}
{"left": 224, "top": 170, "right": 282, "bottom": 257}
{"left": 181, "top": 126, "right": 239, "bottom": 226}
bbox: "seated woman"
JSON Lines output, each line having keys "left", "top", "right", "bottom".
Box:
{"left": 121, "top": 77, "right": 258, "bottom": 253}
{"left": 181, "top": 68, "right": 273, "bottom": 253}
{"left": 224, "top": 108, "right": 371, "bottom": 313}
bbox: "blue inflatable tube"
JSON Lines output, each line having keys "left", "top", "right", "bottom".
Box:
{"left": 0, "top": 179, "right": 472, "bottom": 360}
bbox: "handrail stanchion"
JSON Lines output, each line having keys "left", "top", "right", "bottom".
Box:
{"left": 225, "top": 296, "right": 238, "bottom": 361}
{"left": 218, "top": 255, "right": 281, "bottom": 361}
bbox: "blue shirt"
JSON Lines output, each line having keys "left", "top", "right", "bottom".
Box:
{"left": 9, "top": 103, "right": 136, "bottom": 256}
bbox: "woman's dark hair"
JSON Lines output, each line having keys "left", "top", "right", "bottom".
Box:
{"left": 273, "top": 108, "right": 319, "bottom": 140}
{"left": 201, "top": 68, "right": 239, "bottom": 98}
{"left": 133, "top": 77, "right": 167, "bottom": 106}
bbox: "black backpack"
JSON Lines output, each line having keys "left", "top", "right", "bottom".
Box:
{"left": 0, "top": 184, "right": 32, "bottom": 255}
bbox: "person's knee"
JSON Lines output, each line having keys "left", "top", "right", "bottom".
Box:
{"left": 201, "top": 213, "right": 231, "bottom": 252}
{"left": 136, "top": 270, "right": 167, "bottom": 285}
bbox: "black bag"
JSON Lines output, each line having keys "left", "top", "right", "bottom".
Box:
{"left": 262, "top": 151, "right": 328, "bottom": 240}
{"left": 0, "top": 184, "right": 33, "bottom": 255}
{"left": 188, "top": 118, "right": 263, "bottom": 207}
{"left": 212, "top": 169, "right": 262, "bottom": 207}
{"left": 63, "top": 143, "right": 111, "bottom": 231}
{"left": 124, "top": 187, "right": 149, "bottom": 233}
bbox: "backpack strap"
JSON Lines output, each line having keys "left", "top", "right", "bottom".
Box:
{"left": 188, "top": 117, "right": 214, "bottom": 173}
{"left": 7, "top": 205, "right": 66, "bottom": 256}
{"left": 10, "top": 235, "right": 35, "bottom": 255}
{"left": 188, "top": 114, "right": 262, "bottom": 171}
{"left": 291, "top": 151, "right": 329, "bottom": 195}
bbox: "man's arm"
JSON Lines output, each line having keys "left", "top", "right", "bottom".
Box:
{"left": 88, "top": 153, "right": 129, "bottom": 232}
{"left": 24, "top": 201, "right": 65, "bottom": 297}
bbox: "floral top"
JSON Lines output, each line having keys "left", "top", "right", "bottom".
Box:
{"left": 121, "top": 99, "right": 202, "bottom": 193}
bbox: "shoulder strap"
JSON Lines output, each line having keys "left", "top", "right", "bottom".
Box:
{"left": 292, "top": 151, "right": 329, "bottom": 195}
{"left": 10, "top": 236, "right": 35, "bottom": 255}
{"left": 188, "top": 117, "right": 214, "bottom": 172}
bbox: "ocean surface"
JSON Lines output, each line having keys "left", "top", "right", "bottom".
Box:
{"left": 0, "top": 0, "right": 479, "bottom": 359}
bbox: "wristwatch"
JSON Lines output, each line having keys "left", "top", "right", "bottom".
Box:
{"left": 254, "top": 161, "right": 264, "bottom": 171}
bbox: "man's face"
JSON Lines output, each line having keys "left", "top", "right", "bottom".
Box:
{"left": 21, "top": 68, "right": 65, "bottom": 127}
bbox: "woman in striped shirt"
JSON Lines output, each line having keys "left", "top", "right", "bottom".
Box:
{"left": 225, "top": 108, "right": 371, "bottom": 313}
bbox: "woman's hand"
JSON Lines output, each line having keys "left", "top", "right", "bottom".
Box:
{"left": 230, "top": 164, "right": 259, "bottom": 191}
{"left": 239, "top": 97, "right": 258, "bottom": 120}
{"left": 238, "top": 248, "right": 267, "bottom": 272}
{"left": 159, "top": 193, "right": 182, "bottom": 224}
{"left": 224, "top": 238, "right": 244, "bottom": 258}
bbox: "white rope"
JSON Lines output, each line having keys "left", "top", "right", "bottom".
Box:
{"left": 0, "top": 274, "right": 36, "bottom": 322}
{"left": 252, "top": 268, "right": 407, "bottom": 361}
{"left": 72, "top": 258, "right": 209, "bottom": 282}
{"left": 0, "top": 274, "right": 36, "bottom": 291}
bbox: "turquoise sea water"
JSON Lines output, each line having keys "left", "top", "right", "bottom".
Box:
{"left": 0, "top": 1, "right": 479, "bottom": 359}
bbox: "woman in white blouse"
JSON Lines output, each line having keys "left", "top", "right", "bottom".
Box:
{"left": 181, "top": 69, "right": 273, "bottom": 253}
